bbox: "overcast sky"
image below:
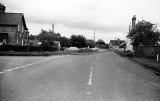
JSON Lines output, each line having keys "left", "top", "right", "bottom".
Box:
{"left": 1, "top": 0, "right": 160, "bottom": 43}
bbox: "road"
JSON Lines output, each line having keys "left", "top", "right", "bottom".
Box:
{"left": 0, "top": 51, "right": 160, "bottom": 101}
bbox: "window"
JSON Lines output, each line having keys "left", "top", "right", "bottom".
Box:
{"left": 22, "top": 27, "right": 24, "bottom": 33}
{"left": 18, "top": 25, "right": 20, "bottom": 31}
{"left": 22, "top": 39, "right": 23, "bottom": 46}
{"left": 17, "top": 38, "right": 18, "bottom": 45}
{"left": 20, "top": 32, "right": 21, "bottom": 38}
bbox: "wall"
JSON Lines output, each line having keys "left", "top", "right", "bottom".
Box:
{"left": 0, "top": 26, "right": 17, "bottom": 45}
{"left": 126, "top": 37, "right": 134, "bottom": 52}
{"left": 135, "top": 45, "right": 160, "bottom": 58}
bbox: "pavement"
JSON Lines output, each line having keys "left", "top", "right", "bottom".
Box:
{"left": 0, "top": 50, "right": 160, "bottom": 101}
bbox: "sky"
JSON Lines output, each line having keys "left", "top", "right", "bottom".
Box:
{"left": 1, "top": 0, "right": 160, "bottom": 43}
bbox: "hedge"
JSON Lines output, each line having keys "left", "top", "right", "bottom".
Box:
{"left": 0, "top": 45, "right": 58, "bottom": 52}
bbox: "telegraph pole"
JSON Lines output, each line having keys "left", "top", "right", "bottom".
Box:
{"left": 94, "top": 29, "right": 96, "bottom": 41}
{"left": 52, "top": 24, "right": 54, "bottom": 33}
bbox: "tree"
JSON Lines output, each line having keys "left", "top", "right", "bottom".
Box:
{"left": 38, "top": 29, "right": 61, "bottom": 46}
{"left": 96, "top": 39, "right": 105, "bottom": 46}
{"left": 86, "top": 40, "right": 96, "bottom": 48}
{"left": 41, "top": 40, "right": 51, "bottom": 47}
{"left": 60, "top": 36, "right": 70, "bottom": 47}
{"left": 70, "top": 35, "right": 87, "bottom": 48}
{"left": 29, "top": 34, "right": 37, "bottom": 40}
{"left": 128, "top": 20, "right": 160, "bottom": 45}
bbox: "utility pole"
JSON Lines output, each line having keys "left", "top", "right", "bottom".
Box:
{"left": 52, "top": 24, "right": 54, "bottom": 33}
{"left": 94, "top": 30, "right": 96, "bottom": 42}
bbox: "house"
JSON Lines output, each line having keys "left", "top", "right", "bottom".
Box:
{"left": 53, "top": 41, "right": 60, "bottom": 50}
{"left": 0, "top": 3, "right": 29, "bottom": 46}
{"left": 109, "top": 39, "right": 125, "bottom": 50}
{"left": 126, "top": 15, "right": 136, "bottom": 52}
{"left": 29, "top": 40, "right": 42, "bottom": 46}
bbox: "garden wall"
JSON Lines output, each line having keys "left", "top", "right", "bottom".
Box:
{"left": 0, "top": 45, "right": 58, "bottom": 52}
{"left": 135, "top": 45, "right": 160, "bottom": 59}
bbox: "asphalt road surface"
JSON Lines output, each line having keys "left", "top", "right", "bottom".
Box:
{"left": 0, "top": 51, "right": 160, "bottom": 101}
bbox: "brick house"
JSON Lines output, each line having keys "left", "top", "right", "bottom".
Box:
{"left": 0, "top": 4, "right": 29, "bottom": 46}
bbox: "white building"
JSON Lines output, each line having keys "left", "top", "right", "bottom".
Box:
{"left": 126, "top": 15, "right": 136, "bottom": 52}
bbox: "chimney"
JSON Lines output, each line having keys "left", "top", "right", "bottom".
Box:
{"left": 117, "top": 38, "right": 120, "bottom": 45}
{"left": 0, "top": 3, "right": 6, "bottom": 13}
{"left": 132, "top": 15, "right": 136, "bottom": 30}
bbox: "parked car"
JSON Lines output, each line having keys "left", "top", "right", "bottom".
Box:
{"left": 64, "top": 47, "right": 79, "bottom": 52}
{"left": 89, "top": 47, "right": 97, "bottom": 51}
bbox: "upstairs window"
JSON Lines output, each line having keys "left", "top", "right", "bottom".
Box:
{"left": 18, "top": 25, "right": 20, "bottom": 31}
{"left": 20, "top": 32, "right": 21, "bottom": 38}
{"left": 22, "top": 27, "right": 24, "bottom": 33}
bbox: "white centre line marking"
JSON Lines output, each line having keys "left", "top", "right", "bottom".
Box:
{"left": 0, "top": 56, "right": 64, "bottom": 74}
{"left": 86, "top": 92, "right": 91, "bottom": 95}
{"left": 91, "top": 67, "right": 93, "bottom": 70}
{"left": 88, "top": 68, "right": 93, "bottom": 85}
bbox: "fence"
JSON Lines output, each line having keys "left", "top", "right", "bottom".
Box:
{"left": 0, "top": 45, "right": 58, "bottom": 52}
{"left": 135, "top": 45, "right": 160, "bottom": 59}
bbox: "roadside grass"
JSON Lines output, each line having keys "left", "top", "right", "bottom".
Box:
{"left": 115, "top": 50, "right": 160, "bottom": 75}
{"left": 131, "top": 58, "right": 160, "bottom": 74}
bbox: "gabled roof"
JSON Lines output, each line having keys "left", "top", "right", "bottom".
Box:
{"left": 109, "top": 40, "right": 125, "bottom": 46}
{"left": 0, "top": 13, "right": 27, "bottom": 30}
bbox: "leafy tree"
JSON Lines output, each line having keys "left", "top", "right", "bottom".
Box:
{"left": 105, "top": 43, "right": 109, "bottom": 49}
{"left": 38, "top": 29, "right": 61, "bottom": 46}
{"left": 128, "top": 20, "right": 160, "bottom": 45}
{"left": 29, "top": 34, "right": 37, "bottom": 40}
{"left": 96, "top": 39, "right": 105, "bottom": 46}
{"left": 70, "top": 35, "right": 87, "bottom": 48}
{"left": 60, "top": 36, "right": 70, "bottom": 47}
{"left": 41, "top": 40, "right": 51, "bottom": 47}
{"left": 86, "top": 40, "right": 96, "bottom": 48}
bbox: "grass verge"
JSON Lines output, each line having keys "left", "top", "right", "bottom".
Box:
{"left": 115, "top": 50, "right": 160, "bottom": 75}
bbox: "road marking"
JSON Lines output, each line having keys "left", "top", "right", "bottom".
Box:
{"left": 91, "top": 67, "right": 93, "bottom": 70}
{"left": 96, "top": 56, "right": 99, "bottom": 60}
{"left": 86, "top": 93, "right": 91, "bottom": 95}
{"left": 88, "top": 68, "right": 93, "bottom": 85}
{"left": 0, "top": 56, "right": 64, "bottom": 74}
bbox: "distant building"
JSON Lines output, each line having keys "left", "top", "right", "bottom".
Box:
{"left": 109, "top": 39, "right": 125, "bottom": 50}
{"left": 126, "top": 15, "right": 136, "bottom": 52}
{"left": 29, "top": 40, "right": 42, "bottom": 46}
{"left": 53, "top": 41, "right": 60, "bottom": 50}
{"left": 0, "top": 3, "right": 29, "bottom": 46}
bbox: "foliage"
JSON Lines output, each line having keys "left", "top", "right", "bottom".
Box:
{"left": 105, "top": 44, "right": 109, "bottom": 49}
{"left": 128, "top": 20, "right": 160, "bottom": 45}
{"left": 38, "top": 29, "right": 61, "bottom": 46}
{"left": 70, "top": 35, "right": 87, "bottom": 48}
{"left": 41, "top": 40, "right": 51, "bottom": 47}
{"left": 36, "top": 29, "right": 106, "bottom": 49}
{"left": 29, "top": 34, "right": 37, "bottom": 40}
{"left": 38, "top": 29, "right": 61, "bottom": 42}
{"left": 60, "top": 36, "right": 70, "bottom": 47}
{"left": 96, "top": 39, "right": 105, "bottom": 46}
{"left": 86, "top": 40, "right": 96, "bottom": 48}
